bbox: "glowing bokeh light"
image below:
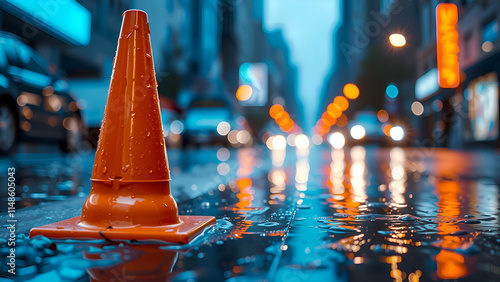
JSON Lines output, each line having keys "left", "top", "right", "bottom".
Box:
{"left": 236, "top": 85, "right": 253, "bottom": 101}
{"left": 350, "top": 125, "right": 366, "bottom": 140}
{"left": 390, "top": 126, "right": 405, "bottom": 141}
{"left": 322, "top": 112, "right": 336, "bottom": 126}
{"left": 217, "top": 121, "right": 231, "bottom": 136}
{"left": 377, "top": 110, "right": 389, "bottom": 123}
{"left": 334, "top": 96, "right": 349, "bottom": 111}
{"left": 383, "top": 124, "right": 392, "bottom": 136}
{"left": 385, "top": 83, "right": 399, "bottom": 99}
{"left": 411, "top": 101, "right": 424, "bottom": 116}
{"left": 294, "top": 134, "right": 310, "bottom": 150}
{"left": 328, "top": 132, "right": 345, "bottom": 149}
{"left": 269, "top": 104, "right": 284, "bottom": 118}
{"left": 343, "top": 83, "right": 360, "bottom": 99}
{"left": 389, "top": 33, "right": 406, "bottom": 47}
{"left": 327, "top": 103, "right": 342, "bottom": 118}
{"left": 337, "top": 114, "right": 348, "bottom": 127}
{"left": 482, "top": 41, "right": 494, "bottom": 52}
{"left": 272, "top": 135, "right": 287, "bottom": 150}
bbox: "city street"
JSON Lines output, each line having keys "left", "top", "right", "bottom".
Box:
{"left": 1, "top": 0, "right": 500, "bottom": 281}
{"left": 1, "top": 145, "right": 499, "bottom": 281}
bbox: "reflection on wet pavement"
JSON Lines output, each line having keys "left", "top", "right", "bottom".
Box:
{"left": 1, "top": 145, "right": 500, "bottom": 281}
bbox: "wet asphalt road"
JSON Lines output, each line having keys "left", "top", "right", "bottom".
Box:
{"left": 1, "top": 144, "right": 500, "bottom": 281}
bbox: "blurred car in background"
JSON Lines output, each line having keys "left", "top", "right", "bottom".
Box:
{"left": 0, "top": 32, "right": 84, "bottom": 154}
{"left": 182, "top": 98, "right": 252, "bottom": 148}
{"left": 347, "top": 111, "right": 407, "bottom": 145}
{"left": 347, "top": 111, "right": 385, "bottom": 144}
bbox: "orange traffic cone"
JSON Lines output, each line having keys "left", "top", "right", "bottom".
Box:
{"left": 30, "top": 10, "right": 216, "bottom": 244}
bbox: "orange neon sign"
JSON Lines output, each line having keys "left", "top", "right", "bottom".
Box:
{"left": 436, "top": 3, "right": 460, "bottom": 88}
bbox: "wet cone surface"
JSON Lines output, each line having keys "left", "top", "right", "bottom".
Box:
{"left": 30, "top": 10, "right": 215, "bottom": 244}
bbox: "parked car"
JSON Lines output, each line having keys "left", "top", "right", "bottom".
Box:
{"left": 0, "top": 32, "right": 84, "bottom": 154}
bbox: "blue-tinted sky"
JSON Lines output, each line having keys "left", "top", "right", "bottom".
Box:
{"left": 264, "top": 0, "right": 342, "bottom": 132}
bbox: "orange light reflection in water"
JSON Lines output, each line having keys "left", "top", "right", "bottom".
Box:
{"left": 434, "top": 180, "right": 477, "bottom": 280}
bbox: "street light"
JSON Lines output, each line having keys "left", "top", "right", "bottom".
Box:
{"left": 389, "top": 33, "right": 406, "bottom": 47}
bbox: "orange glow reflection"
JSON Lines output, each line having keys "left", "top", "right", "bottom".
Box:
{"left": 235, "top": 177, "right": 253, "bottom": 209}
{"left": 434, "top": 180, "right": 477, "bottom": 280}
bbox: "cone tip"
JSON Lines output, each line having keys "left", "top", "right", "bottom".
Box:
{"left": 123, "top": 9, "right": 147, "bottom": 16}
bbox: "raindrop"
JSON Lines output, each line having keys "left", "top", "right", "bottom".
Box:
{"left": 328, "top": 226, "right": 360, "bottom": 233}
{"left": 145, "top": 53, "right": 152, "bottom": 59}
{"left": 257, "top": 222, "right": 279, "bottom": 227}
{"left": 103, "top": 166, "right": 107, "bottom": 173}
{"left": 133, "top": 24, "right": 139, "bottom": 30}
{"left": 458, "top": 219, "right": 481, "bottom": 224}
{"left": 367, "top": 202, "right": 390, "bottom": 208}
{"left": 333, "top": 213, "right": 349, "bottom": 218}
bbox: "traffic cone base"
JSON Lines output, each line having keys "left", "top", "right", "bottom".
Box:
{"left": 30, "top": 215, "right": 215, "bottom": 244}
{"left": 29, "top": 9, "right": 216, "bottom": 244}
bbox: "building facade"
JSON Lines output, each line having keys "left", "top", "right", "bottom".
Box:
{"left": 414, "top": 0, "right": 500, "bottom": 149}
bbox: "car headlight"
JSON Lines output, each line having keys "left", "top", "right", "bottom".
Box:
{"left": 328, "top": 132, "right": 345, "bottom": 149}
{"left": 389, "top": 126, "right": 405, "bottom": 141}
{"left": 350, "top": 125, "right": 366, "bottom": 140}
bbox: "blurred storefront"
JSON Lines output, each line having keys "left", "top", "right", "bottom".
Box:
{"left": 414, "top": 0, "right": 500, "bottom": 149}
